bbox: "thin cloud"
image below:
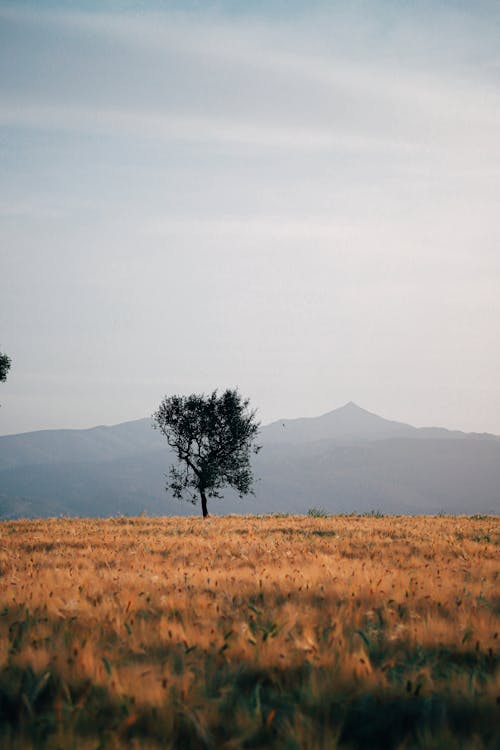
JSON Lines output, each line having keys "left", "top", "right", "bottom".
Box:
{"left": 1, "top": 1, "right": 499, "bottom": 435}
{"left": 1, "top": 3, "right": 499, "bottom": 155}
{"left": 0, "top": 101, "right": 430, "bottom": 153}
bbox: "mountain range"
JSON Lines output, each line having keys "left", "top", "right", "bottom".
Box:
{"left": 0, "top": 402, "right": 498, "bottom": 518}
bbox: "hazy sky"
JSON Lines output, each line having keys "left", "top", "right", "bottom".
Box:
{"left": 1, "top": 0, "right": 499, "bottom": 436}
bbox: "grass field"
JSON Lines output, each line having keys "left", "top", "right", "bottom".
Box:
{"left": 0, "top": 514, "right": 498, "bottom": 749}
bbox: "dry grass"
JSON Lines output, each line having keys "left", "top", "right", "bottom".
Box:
{"left": 0, "top": 514, "right": 498, "bottom": 749}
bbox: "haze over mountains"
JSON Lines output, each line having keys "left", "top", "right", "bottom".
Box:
{"left": 0, "top": 403, "right": 498, "bottom": 518}
{"left": 263, "top": 402, "right": 493, "bottom": 443}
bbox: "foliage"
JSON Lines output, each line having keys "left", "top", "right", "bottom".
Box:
{"left": 0, "top": 515, "right": 498, "bottom": 749}
{"left": 0, "top": 350, "right": 11, "bottom": 383}
{"left": 153, "top": 389, "right": 260, "bottom": 517}
{"left": 307, "top": 506, "right": 329, "bottom": 517}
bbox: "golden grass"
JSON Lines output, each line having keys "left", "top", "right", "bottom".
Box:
{"left": 0, "top": 514, "right": 498, "bottom": 749}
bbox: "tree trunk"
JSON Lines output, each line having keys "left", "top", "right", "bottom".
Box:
{"left": 200, "top": 489, "right": 209, "bottom": 518}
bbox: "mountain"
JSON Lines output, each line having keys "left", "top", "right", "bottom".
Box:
{"left": 0, "top": 404, "right": 498, "bottom": 518}
{"left": 261, "top": 402, "right": 487, "bottom": 444}
{"left": 0, "top": 418, "right": 161, "bottom": 472}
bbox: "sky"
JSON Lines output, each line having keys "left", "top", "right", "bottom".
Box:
{"left": 1, "top": 0, "right": 499, "bottom": 436}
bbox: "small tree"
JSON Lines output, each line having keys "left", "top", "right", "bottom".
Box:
{"left": 0, "top": 350, "right": 11, "bottom": 383}
{"left": 153, "top": 389, "right": 260, "bottom": 517}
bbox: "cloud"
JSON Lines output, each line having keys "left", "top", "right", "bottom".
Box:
{"left": 0, "top": 101, "right": 428, "bottom": 155}
{"left": 1, "top": 1, "right": 499, "bottom": 435}
{"left": 1, "top": 2, "right": 499, "bottom": 160}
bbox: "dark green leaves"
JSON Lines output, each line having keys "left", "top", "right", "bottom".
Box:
{"left": 153, "top": 389, "right": 260, "bottom": 515}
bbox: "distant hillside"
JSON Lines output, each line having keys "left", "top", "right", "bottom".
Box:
{"left": 261, "top": 401, "right": 489, "bottom": 444}
{"left": 0, "top": 418, "right": 161, "bottom": 471}
{"left": 0, "top": 403, "right": 498, "bottom": 518}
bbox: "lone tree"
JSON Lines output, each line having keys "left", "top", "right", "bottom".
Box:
{"left": 153, "top": 389, "right": 260, "bottom": 518}
{"left": 0, "top": 350, "right": 11, "bottom": 383}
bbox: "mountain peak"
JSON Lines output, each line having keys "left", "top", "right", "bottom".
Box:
{"left": 324, "top": 401, "right": 376, "bottom": 419}
{"left": 339, "top": 401, "right": 364, "bottom": 411}
{"left": 263, "top": 401, "right": 416, "bottom": 444}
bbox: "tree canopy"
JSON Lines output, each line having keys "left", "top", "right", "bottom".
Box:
{"left": 0, "top": 350, "right": 11, "bottom": 384}
{"left": 153, "top": 389, "right": 260, "bottom": 517}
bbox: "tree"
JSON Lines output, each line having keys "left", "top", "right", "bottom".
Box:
{"left": 153, "top": 389, "right": 260, "bottom": 518}
{"left": 0, "top": 350, "right": 11, "bottom": 383}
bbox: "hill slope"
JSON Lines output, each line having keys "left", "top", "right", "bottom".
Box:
{"left": 0, "top": 418, "right": 161, "bottom": 471}
{"left": 0, "top": 404, "right": 498, "bottom": 517}
{"left": 261, "top": 401, "right": 487, "bottom": 444}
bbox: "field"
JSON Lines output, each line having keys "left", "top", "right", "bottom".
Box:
{"left": 0, "top": 515, "right": 498, "bottom": 749}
